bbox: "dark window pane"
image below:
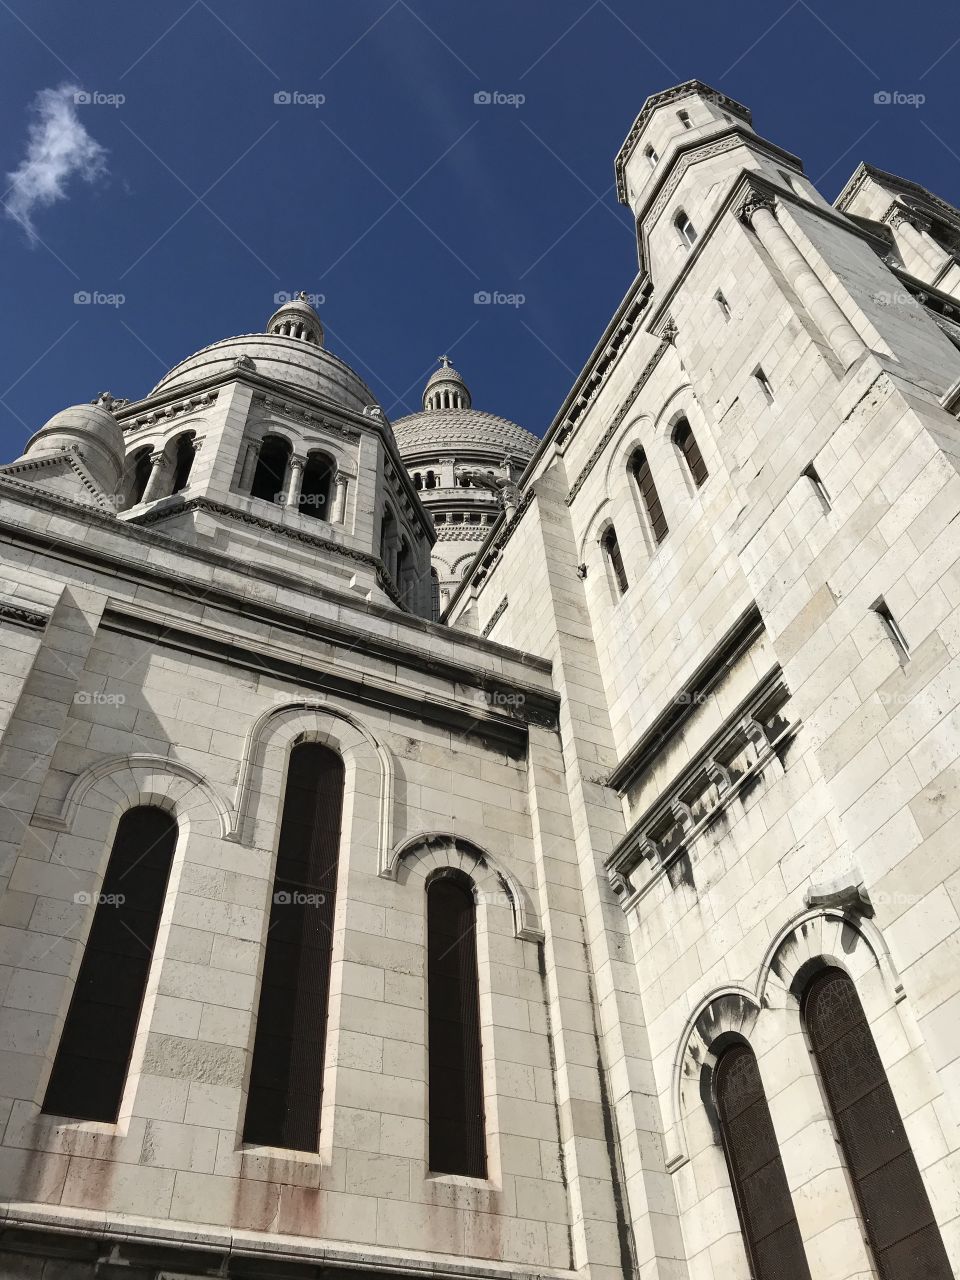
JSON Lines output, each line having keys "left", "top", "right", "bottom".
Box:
{"left": 715, "top": 1043, "right": 812, "bottom": 1280}
{"left": 243, "top": 743, "right": 344, "bottom": 1152}
{"left": 602, "top": 526, "right": 628, "bottom": 595}
{"left": 250, "top": 436, "right": 291, "bottom": 503}
{"left": 43, "top": 806, "right": 177, "bottom": 1122}
{"left": 428, "top": 876, "right": 486, "bottom": 1177}
{"left": 804, "top": 969, "right": 952, "bottom": 1280}
{"left": 674, "top": 419, "right": 708, "bottom": 487}
{"left": 630, "top": 450, "right": 669, "bottom": 542}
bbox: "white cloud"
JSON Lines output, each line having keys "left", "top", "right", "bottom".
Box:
{"left": 4, "top": 83, "right": 108, "bottom": 242}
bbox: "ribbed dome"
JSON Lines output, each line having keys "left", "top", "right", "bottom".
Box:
{"left": 393, "top": 407, "right": 539, "bottom": 459}
{"left": 150, "top": 334, "right": 376, "bottom": 412}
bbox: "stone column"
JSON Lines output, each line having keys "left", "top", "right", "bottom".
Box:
{"left": 331, "top": 473, "right": 348, "bottom": 523}
{"left": 741, "top": 193, "right": 865, "bottom": 369}
{"left": 283, "top": 457, "right": 304, "bottom": 511}
{"left": 141, "top": 450, "right": 171, "bottom": 504}
{"left": 890, "top": 208, "right": 951, "bottom": 277}
{"left": 239, "top": 441, "right": 260, "bottom": 491}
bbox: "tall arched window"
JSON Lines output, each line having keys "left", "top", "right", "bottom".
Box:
{"left": 672, "top": 417, "right": 708, "bottom": 488}
{"left": 630, "top": 448, "right": 669, "bottom": 543}
{"left": 127, "top": 447, "right": 152, "bottom": 507}
{"left": 243, "top": 742, "right": 344, "bottom": 1151}
{"left": 675, "top": 210, "right": 697, "bottom": 248}
{"left": 170, "top": 432, "right": 196, "bottom": 495}
{"left": 250, "top": 435, "right": 291, "bottom": 504}
{"left": 300, "top": 451, "right": 333, "bottom": 520}
{"left": 715, "top": 1043, "right": 812, "bottom": 1280}
{"left": 43, "top": 806, "right": 178, "bottom": 1122}
{"left": 430, "top": 568, "right": 441, "bottom": 622}
{"left": 380, "top": 507, "right": 396, "bottom": 577}
{"left": 601, "top": 525, "right": 628, "bottom": 596}
{"left": 427, "top": 873, "right": 486, "bottom": 1177}
{"left": 804, "top": 970, "right": 952, "bottom": 1279}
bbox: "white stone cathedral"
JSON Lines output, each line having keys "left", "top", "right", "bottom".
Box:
{"left": 0, "top": 79, "right": 959, "bottom": 1280}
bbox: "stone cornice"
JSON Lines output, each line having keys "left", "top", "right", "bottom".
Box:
{"left": 104, "top": 597, "right": 560, "bottom": 745}
{"left": 607, "top": 603, "right": 764, "bottom": 793}
{"left": 835, "top": 162, "right": 960, "bottom": 235}
{"left": 0, "top": 476, "right": 552, "bottom": 683}
{"left": 0, "top": 599, "right": 48, "bottom": 629}
{"left": 614, "top": 80, "right": 752, "bottom": 202}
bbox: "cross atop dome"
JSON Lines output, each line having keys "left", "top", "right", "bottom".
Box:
{"left": 422, "top": 356, "right": 472, "bottom": 411}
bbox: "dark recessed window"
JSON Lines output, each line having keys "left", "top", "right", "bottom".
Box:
{"left": 673, "top": 418, "right": 708, "bottom": 488}
{"left": 428, "top": 873, "right": 486, "bottom": 1177}
{"left": 715, "top": 1043, "right": 812, "bottom": 1280}
{"left": 128, "top": 447, "right": 152, "bottom": 506}
{"left": 243, "top": 742, "right": 344, "bottom": 1151}
{"left": 630, "top": 448, "right": 669, "bottom": 543}
{"left": 300, "top": 452, "right": 333, "bottom": 520}
{"left": 804, "top": 969, "right": 952, "bottom": 1280}
{"left": 675, "top": 210, "right": 697, "bottom": 248}
{"left": 43, "top": 806, "right": 177, "bottom": 1122}
{"left": 170, "top": 433, "right": 196, "bottom": 494}
{"left": 601, "top": 525, "right": 628, "bottom": 596}
{"left": 250, "top": 435, "right": 291, "bottom": 504}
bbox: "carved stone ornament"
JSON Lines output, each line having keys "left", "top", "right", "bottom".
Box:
{"left": 738, "top": 191, "right": 777, "bottom": 226}
{"left": 235, "top": 355, "right": 256, "bottom": 371}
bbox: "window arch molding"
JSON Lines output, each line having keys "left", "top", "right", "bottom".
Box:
{"left": 231, "top": 700, "right": 394, "bottom": 867}
{"left": 383, "top": 831, "right": 543, "bottom": 942}
{"left": 669, "top": 907, "right": 906, "bottom": 1169}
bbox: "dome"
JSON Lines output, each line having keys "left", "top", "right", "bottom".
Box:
{"left": 24, "top": 399, "right": 125, "bottom": 493}
{"left": 393, "top": 407, "right": 539, "bottom": 460}
{"left": 393, "top": 358, "right": 538, "bottom": 461}
{"left": 149, "top": 295, "right": 376, "bottom": 414}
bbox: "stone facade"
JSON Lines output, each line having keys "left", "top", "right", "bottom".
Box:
{"left": 0, "top": 80, "right": 959, "bottom": 1280}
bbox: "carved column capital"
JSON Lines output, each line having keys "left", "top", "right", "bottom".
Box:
{"left": 739, "top": 190, "right": 777, "bottom": 226}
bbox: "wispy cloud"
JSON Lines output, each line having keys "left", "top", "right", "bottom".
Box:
{"left": 4, "top": 83, "right": 108, "bottom": 242}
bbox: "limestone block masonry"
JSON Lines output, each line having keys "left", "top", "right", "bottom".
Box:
{"left": 1, "top": 81, "right": 960, "bottom": 1280}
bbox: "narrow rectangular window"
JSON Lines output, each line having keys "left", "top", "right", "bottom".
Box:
{"left": 715, "top": 289, "right": 731, "bottom": 321}
{"left": 243, "top": 742, "right": 344, "bottom": 1151}
{"left": 630, "top": 450, "right": 669, "bottom": 543}
{"left": 804, "top": 970, "right": 952, "bottom": 1279}
{"left": 602, "top": 525, "right": 628, "bottom": 595}
{"left": 803, "top": 463, "right": 831, "bottom": 511}
{"left": 428, "top": 874, "right": 486, "bottom": 1177}
{"left": 673, "top": 418, "right": 709, "bottom": 488}
{"left": 872, "top": 599, "right": 909, "bottom": 662}
{"left": 43, "top": 806, "right": 177, "bottom": 1122}
{"left": 754, "top": 366, "right": 775, "bottom": 404}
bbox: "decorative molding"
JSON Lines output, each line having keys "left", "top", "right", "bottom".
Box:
{"left": 564, "top": 337, "right": 672, "bottom": 505}
{"left": 0, "top": 600, "right": 48, "bottom": 630}
{"left": 252, "top": 392, "right": 361, "bottom": 440}
{"left": 606, "top": 667, "right": 795, "bottom": 911}
{"left": 0, "top": 445, "right": 120, "bottom": 513}
{"left": 435, "top": 523, "right": 489, "bottom": 542}
{"left": 482, "top": 595, "right": 508, "bottom": 637}
{"left": 383, "top": 831, "right": 543, "bottom": 942}
{"left": 122, "top": 390, "right": 217, "bottom": 431}
{"left": 738, "top": 189, "right": 777, "bottom": 225}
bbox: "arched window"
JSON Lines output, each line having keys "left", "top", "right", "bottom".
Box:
{"left": 380, "top": 507, "right": 396, "bottom": 575}
{"left": 715, "top": 1043, "right": 812, "bottom": 1280}
{"left": 43, "top": 806, "right": 177, "bottom": 1122}
{"left": 602, "top": 525, "right": 628, "bottom": 596}
{"left": 414, "top": 472, "right": 423, "bottom": 490}
{"left": 675, "top": 209, "right": 697, "bottom": 248}
{"left": 250, "top": 435, "right": 291, "bottom": 504}
{"left": 395, "top": 538, "right": 410, "bottom": 601}
{"left": 243, "top": 743, "right": 345, "bottom": 1151}
{"left": 427, "top": 873, "right": 486, "bottom": 1177}
{"left": 170, "top": 432, "right": 196, "bottom": 495}
{"left": 425, "top": 471, "right": 436, "bottom": 490}
{"left": 630, "top": 448, "right": 669, "bottom": 543}
{"left": 672, "top": 417, "right": 708, "bottom": 487}
{"left": 677, "top": 109, "right": 692, "bottom": 129}
{"left": 300, "top": 451, "right": 333, "bottom": 520}
{"left": 804, "top": 970, "right": 952, "bottom": 1279}
{"left": 128, "top": 447, "right": 152, "bottom": 507}
{"left": 644, "top": 145, "right": 658, "bottom": 168}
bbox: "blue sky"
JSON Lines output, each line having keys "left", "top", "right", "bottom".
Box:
{"left": 0, "top": 0, "right": 957, "bottom": 457}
